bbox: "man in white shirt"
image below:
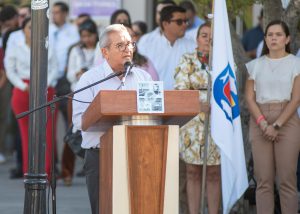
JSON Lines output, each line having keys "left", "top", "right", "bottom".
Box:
{"left": 138, "top": 5, "right": 195, "bottom": 90}
{"left": 49, "top": 2, "right": 79, "bottom": 128}
{"left": 49, "top": 2, "right": 79, "bottom": 79}
{"left": 138, "top": 0, "right": 176, "bottom": 51}
{"left": 72, "top": 24, "right": 152, "bottom": 214}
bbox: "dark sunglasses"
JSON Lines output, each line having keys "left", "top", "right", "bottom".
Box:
{"left": 169, "top": 19, "right": 189, "bottom": 26}
{"left": 19, "top": 14, "right": 28, "bottom": 18}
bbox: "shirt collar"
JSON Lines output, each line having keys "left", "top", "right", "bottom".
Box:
{"left": 161, "top": 33, "right": 184, "bottom": 47}
{"left": 161, "top": 33, "right": 174, "bottom": 47}
{"left": 102, "top": 60, "right": 118, "bottom": 78}
{"left": 53, "top": 22, "right": 68, "bottom": 32}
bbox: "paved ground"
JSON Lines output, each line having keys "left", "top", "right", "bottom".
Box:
{"left": 0, "top": 112, "right": 299, "bottom": 214}
{"left": 0, "top": 156, "right": 90, "bottom": 214}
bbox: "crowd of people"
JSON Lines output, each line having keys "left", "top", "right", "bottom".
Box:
{"left": 0, "top": 1, "right": 300, "bottom": 214}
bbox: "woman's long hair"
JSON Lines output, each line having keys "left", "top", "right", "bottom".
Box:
{"left": 110, "top": 9, "right": 132, "bottom": 26}
{"left": 261, "top": 20, "right": 291, "bottom": 56}
{"left": 133, "top": 50, "right": 148, "bottom": 67}
{"left": 78, "top": 19, "right": 99, "bottom": 48}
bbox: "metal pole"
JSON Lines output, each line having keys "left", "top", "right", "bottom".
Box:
{"left": 200, "top": 68, "right": 212, "bottom": 214}
{"left": 200, "top": 8, "right": 215, "bottom": 214}
{"left": 24, "top": 1, "right": 49, "bottom": 214}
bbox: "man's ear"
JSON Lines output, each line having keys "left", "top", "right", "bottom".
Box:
{"left": 101, "top": 47, "right": 108, "bottom": 60}
{"left": 162, "top": 21, "right": 168, "bottom": 30}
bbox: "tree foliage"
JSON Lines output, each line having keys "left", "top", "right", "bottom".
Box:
{"left": 1, "top": 0, "right": 20, "bottom": 5}
{"left": 192, "top": 0, "right": 262, "bottom": 16}
{"left": 0, "top": 0, "right": 29, "bottom": 6}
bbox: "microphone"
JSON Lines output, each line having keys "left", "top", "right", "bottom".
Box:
{"left": 121, "top": 61, "right": 133, "bottom": 86}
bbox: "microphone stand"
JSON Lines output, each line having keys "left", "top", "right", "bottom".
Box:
{"left": 50, "top": 101, "right": 56, "bottom": 214}
{"left": 17, "top": 70, "right": 124, "bottom": 214}
{"left": 121, "top": 63, "right": 134, "bottom": 87}
{"left": 17, "top": 71, "right": 124, "bottom": 119}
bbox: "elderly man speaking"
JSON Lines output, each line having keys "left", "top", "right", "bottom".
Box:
{"left": 72, "top": 24, "right": 152, "bottom": 214}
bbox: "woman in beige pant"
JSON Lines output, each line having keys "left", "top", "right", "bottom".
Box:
{"left": 245, "top": 20, "right": 300, "bottom": 214}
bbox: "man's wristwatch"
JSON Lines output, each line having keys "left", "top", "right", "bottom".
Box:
{"left": 272, "top": 123, "right": 281, "bottom": 130}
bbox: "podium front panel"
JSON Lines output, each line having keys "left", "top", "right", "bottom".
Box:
{"left": 100, "top": 125, "right": 179, "bottom": 214}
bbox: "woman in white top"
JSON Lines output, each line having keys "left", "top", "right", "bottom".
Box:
{"left": 245, "top": 20, "right": 300, "bottom": 214}
{"left": 62, "top": 19, "right": 98, "bottom": 185}
{"left": 124, "top": 24, "right": 159, "bottom": 81}
{"left": 5, "top": 17, "right": 59, "bottom": 178}
{"left": 67, "top": 19, "right": 98, "bottom": 91}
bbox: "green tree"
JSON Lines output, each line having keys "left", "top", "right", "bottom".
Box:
{"left": 193, "top": 0, "right": 258, "bottom": 16}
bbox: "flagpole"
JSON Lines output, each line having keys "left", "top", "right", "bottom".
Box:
{"left": 200, "top": 0, "right": 215, "bottom": 213}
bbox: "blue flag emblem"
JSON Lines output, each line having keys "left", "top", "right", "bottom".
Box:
{"left": 213, "top": 63, "right": 240, "bottom": 122}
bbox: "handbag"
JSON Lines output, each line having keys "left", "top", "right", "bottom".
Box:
{"left": 55, "top": 74, "right": 71, "bottom": 97}
{"left": 64, "top": 125, "right": 85, "bottom": 158}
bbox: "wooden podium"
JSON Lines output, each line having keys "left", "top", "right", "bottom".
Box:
{"left": 82, "top": 90, "right": 200, "bottom": 214}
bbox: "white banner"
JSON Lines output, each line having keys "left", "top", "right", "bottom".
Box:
{"left": 69, "top": 0, "right": 121, "bottom": 20}
{"left": 211, "top": 0, "right": 248, "bottom": 213}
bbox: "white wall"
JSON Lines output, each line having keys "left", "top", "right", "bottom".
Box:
{"left": 123, "top": 0, "right": 147, "bottom": 22}
{"left": 49, "top": 0, "right": 154, "bottom": 29}
{"left": 123, "top": 0, "right": 154, "bottom": 29}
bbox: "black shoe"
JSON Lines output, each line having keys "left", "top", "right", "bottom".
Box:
{"left": 76, "top": 169, "right": 85, "bottom": 177}
{"left": 9, "top": 168, "right": 23, "bottom": 179}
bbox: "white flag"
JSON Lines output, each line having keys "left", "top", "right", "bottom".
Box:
{"left": 211, "top": 0, "right": 248, "bottom": 213}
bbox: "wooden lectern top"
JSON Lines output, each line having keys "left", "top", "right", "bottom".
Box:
{"left": 82, "top": 90, "right": 200, "bottom": 131}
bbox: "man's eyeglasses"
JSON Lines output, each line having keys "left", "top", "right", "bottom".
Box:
{"left": 169, "top": 19, "right": 189, "bottom": 26}
{"left": 114, "top": 41, "right": 136, "bottom": 52}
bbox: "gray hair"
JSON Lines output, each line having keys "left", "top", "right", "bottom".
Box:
{"left": 99, "top": 24, "right": 128, "bottom": 48}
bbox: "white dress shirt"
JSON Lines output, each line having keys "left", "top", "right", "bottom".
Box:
{"left": 67, "top": 45, "right": 95, "bottom": 91}
{"left": 5, "top": 33, "right": 59, "bottom": 90}
{"left": 49, "top": 22, "right": 79, "bottom": 77}
{"left": 138, "top": 33, "right": 196, "bottom": 90}
{"left": 137, "top": 27, "right": 161, "bottom": 49}
{"left": 296, "top": 49, "right": 300, "bottom": 57}
{"left": 72, "top": 60, "right": 152, "bottom": 149}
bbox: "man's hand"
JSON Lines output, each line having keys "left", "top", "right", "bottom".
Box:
{"left": 0, "top": 70, "right": 7, "bottom": 89}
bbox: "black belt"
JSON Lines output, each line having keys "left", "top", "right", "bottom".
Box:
{"left": 87, "top": 147, "right": 99, "bottom": 150}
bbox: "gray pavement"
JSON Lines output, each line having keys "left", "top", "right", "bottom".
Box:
{"left": 0, "top": 156, "right": 90, "bottom": 214}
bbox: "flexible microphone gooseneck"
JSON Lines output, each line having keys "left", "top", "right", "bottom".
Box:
{"left": 121, "top": 61, "right": 133, "bottom": 86}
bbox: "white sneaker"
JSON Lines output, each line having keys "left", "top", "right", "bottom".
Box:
{"left": 0, "top": 153, "right": 6, "bottom": 164}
